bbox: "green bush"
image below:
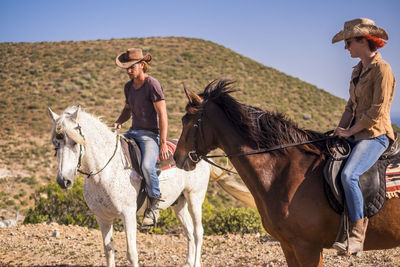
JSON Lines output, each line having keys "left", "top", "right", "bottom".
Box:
{"left": 23, "top": 178, "right": 98, "bottom": 228}
{"left": 203, "top": 206, "right": 264, "bottom": 235}
{"left": 23, "top": 179, "right": 265, "bottom": 235}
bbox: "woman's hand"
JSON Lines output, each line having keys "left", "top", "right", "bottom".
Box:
{"left": 334, "top": 127, "right": 353, "bottom": 138}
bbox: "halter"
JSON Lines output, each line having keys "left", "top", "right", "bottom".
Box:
{"left": 75, "top": 125, "right": 120, "bottom": 178}
{"left": 187, "top": 99, "right": 338, "bottom": 174}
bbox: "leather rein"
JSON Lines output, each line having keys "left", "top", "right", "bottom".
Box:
{"left": 187, "top": 99, "right": 337, "bottom": 174}
{"left": 76, "top": 125, "right": 120, "bottom": 178}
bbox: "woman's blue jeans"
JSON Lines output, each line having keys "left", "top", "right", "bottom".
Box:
{"left": 124, "top": 129, "right": 161, "bottom": 198}
{"left": 341, "top": 134, "right": 389, "bottom": 222}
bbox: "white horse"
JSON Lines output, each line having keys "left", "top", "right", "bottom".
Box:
{"left": 47, "top": 105, "right": 255, "bottom": 267}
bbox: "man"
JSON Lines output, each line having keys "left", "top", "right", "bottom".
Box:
{"left": 114, "top": 48, "right": 169, "bottom": 226}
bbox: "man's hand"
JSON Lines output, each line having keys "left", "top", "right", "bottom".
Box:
{"left": 159, "top": 142, "right": 169, "bottom": 161}
{"left": 112, "top": 122, "right": 122, "bottom": 131}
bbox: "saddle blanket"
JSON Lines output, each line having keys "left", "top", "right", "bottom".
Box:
{"left": 386, "top": 162, "right": 400, "bottom": 198}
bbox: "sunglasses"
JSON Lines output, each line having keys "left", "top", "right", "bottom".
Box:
{"left": 345, "top": 39, "right": 353, "bottom": 47}
{"left": 127, "top": 63, "right": 138, "bottom": 69}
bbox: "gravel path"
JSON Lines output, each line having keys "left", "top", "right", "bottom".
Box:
{"left": 1, "top": 223, "right": 399, "bottom": 266}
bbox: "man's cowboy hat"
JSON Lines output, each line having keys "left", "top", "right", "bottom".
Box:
{"left": 332, "top": 18, "right": 388, "bottom": 44}
{"left": 115, "top": 48, "right": 152, "bottom": 68}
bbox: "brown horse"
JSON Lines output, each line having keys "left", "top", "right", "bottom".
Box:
{"left": 173, "top": 79, "right": 400, "bottom": 266}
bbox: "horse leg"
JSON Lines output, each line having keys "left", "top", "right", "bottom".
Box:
{"left": 186, "top": 193, "right": 204, "bottom": 267}
{"left": 280, "top": 241, "right": 323, "bottom": 267}
{"left": 173, "top": 195, "right": 196, "bottom": 267}
{"left": 293, "top": 241, "right": 323, "bottom": 267}
{"left": 121, "top": 211, "right": 139, "bottom": 267}
{"left": 280, "top": 243, "right": 301, "bottom": 267}
{"left": 96, "top": 216, "right": 115, "bottom": 267}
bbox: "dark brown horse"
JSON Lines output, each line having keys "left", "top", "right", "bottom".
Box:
{"left": 173, "top": 79, "right": 400, "bottom": 266}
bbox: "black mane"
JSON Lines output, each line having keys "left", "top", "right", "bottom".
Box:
{"left": 200, "top": 79, "right": 326, "bottom": 152}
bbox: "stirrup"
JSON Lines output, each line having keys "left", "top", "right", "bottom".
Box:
{"left": 142, "top": 208, "right": 158, "bottom": 227}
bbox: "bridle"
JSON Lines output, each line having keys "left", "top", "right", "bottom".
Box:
{"left": 77, "top": 125, "right": 120, "bottom": 178}
{"left": 57, "top": 124, "right": 120, "bottom": 178}
{"left": 186, "top": 99, "right": 339, "bottom": 174}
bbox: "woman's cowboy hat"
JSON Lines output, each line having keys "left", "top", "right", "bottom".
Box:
{"left": 332, "top": 18, "right": 388, "bottom": 44}
{"left": 115, "top": 48, "right": 152, "bottom": 68}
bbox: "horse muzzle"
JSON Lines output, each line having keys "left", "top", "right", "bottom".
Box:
{"left": 174, "top": 152, "right": 197, "bottom": 171}
{"left": 57, "top": 174, "right": 74, "bottom": 189}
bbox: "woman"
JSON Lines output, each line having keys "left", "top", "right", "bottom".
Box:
{"left": 331, "top": 18, "right": 396, "bottom": 255}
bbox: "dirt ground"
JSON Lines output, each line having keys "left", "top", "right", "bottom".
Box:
{"left": 1, "top": 222, "right": 400, "bottom": 267}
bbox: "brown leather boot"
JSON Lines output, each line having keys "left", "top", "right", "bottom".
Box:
{"left": 142, "top": 195, "right": 162, "bottom": 226}
{"left": 331, "top": 213, "right": 348, "bottom": 253}
{"left": 346, "top": 217, "right": 368, "bottom": 255}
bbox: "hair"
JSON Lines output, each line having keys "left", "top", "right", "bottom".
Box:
{"left": 355, "top": 35, "right": 386, "bottom": 51}
{"left": 142, "top": 61, "right": 150, "bottom": 73}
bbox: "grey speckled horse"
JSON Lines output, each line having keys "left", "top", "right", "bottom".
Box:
{"left": 48, "top": 105, "right": 255, "bottom": 267}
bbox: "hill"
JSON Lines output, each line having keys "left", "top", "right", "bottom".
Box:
{"left": 0, "top": 37, "right": 346, "bottom": 218}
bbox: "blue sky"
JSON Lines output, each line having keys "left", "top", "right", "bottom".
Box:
{"left": 1, "top": 0, "right": 400, "bottom": 121}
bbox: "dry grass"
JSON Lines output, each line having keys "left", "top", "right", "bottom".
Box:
{"left": 0, "top": 36, "right": 346, "bottom": 216}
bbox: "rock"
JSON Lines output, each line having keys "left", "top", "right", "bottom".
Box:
{"left": 52, "top": 231, "right": 60, "bottom": 238}
{"left": 303, "top": 113, "right": 312, "bottom": 120}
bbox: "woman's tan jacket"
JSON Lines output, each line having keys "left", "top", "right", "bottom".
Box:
{"left": 340, "top": 53, "right": 396, "bottom": 141}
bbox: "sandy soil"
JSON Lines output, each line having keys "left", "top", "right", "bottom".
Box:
{"left": 1, "top": 223, "right": 399, "bottom": 267}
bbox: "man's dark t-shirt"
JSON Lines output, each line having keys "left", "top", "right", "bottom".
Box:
{"left": 124, "top": 76, "right": 165, "bottom": 134}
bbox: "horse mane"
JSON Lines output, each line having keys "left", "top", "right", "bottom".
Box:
{"left": 52, "top": 105, "right": 113, "bottom": 145}
{"left": 200, "top": 79, "right": 327, "bottom": 153}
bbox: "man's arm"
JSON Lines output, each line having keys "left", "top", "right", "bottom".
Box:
{"left": 153, "top": 100, "right": 168, "bottom": 160}
{"left": 113, "top": 103, "right": 131, "bottom": 129}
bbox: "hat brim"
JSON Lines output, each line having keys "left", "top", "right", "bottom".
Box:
{"left": 115, "top": 53, "right": 152, "bottom": 68}
{"left": 332, "top": 25, "right": 388, "bottom": 44}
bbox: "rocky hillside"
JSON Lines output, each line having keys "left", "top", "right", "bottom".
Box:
{"left": 0, "top": 37, "right": 346, "bottom": 219}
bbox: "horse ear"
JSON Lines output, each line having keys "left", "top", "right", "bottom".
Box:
{"left": 47, "top": 107, "right": 59, "bottom": 123}
{"left": 70, "top": 105, "right": 81, "bottom": 122}
{"left": 183, "top": 83, "right": 202, "bottom": 106}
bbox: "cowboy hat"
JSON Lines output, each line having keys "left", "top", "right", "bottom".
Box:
{"left": 332, "top": 18, "right": 388, "bottom": 44}
{"left": 115, "top": 48, "right": 152, "bottom": 68}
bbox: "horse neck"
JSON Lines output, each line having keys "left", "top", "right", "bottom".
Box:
{"left": 205, "top": 103, "right": 277, "bottom": 193}
{"left": 78, "top": 113, "right": 120, "bottom": 181}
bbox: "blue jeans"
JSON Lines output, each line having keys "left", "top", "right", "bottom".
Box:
{"left": 341, "top": 134, "right": 389, "bottom": 222}
{"left": 124, "top": 129, "right": 161, "bottom": 198}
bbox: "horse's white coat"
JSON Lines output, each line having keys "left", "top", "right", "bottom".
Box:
{"left": 49, "top": 106, "right": 210, "bottom": 267}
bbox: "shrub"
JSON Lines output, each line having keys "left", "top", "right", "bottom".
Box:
{"left": 23, "top": 179, "right": 265, "bottom": 235}
{"left": 23, "top": 178, "right": 98, "bottom": 228}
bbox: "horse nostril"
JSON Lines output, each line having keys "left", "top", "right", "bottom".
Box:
{"left": 65, "top": 179, "right": 72, "bottom": 188}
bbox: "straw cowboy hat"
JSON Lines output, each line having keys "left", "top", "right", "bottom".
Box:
{"left": 115, "top": 48, "right": 152, "bottom": 68}
{"left": 332, "top": 18, "right": 388, "bottom": 44}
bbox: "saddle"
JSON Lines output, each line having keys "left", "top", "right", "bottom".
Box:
{"left": 323, "top": 134, "right": 400, "bottom": 218}
{"left": 120, "top": 136, "right": 177, "bottom": 175}
{"left": 120, "top": 136, "right": 177, "bottom": 211}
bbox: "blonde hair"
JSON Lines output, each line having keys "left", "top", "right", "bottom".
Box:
{"left": 142, "top": 61, "right": 150, "bottom": 73}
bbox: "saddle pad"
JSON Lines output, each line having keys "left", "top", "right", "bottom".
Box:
{"left": 386, "top": 157, "right": 400, "bottom": 198}
{"left": 157, "top": 140, "right": 177, "bottom": 171}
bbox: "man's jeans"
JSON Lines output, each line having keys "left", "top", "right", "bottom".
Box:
{"left": 124, "top": 129, "right": 161, "bottom": 198}
{"left": 341, "top": 134, "right": 389, "bottom": 222}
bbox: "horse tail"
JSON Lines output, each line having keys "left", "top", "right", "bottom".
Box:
{"left": 208, "top": 161, "right": 257, "bottom": 209}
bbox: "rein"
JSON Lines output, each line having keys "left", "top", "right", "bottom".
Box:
{"left": 76, "top": 126, "right": 120, "bottom": 178}
{"left": 188, "top": 99, "right": 337, "bottom": 174}
{"left": 203, "top": 135, "right": 337, "bottom": 159}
